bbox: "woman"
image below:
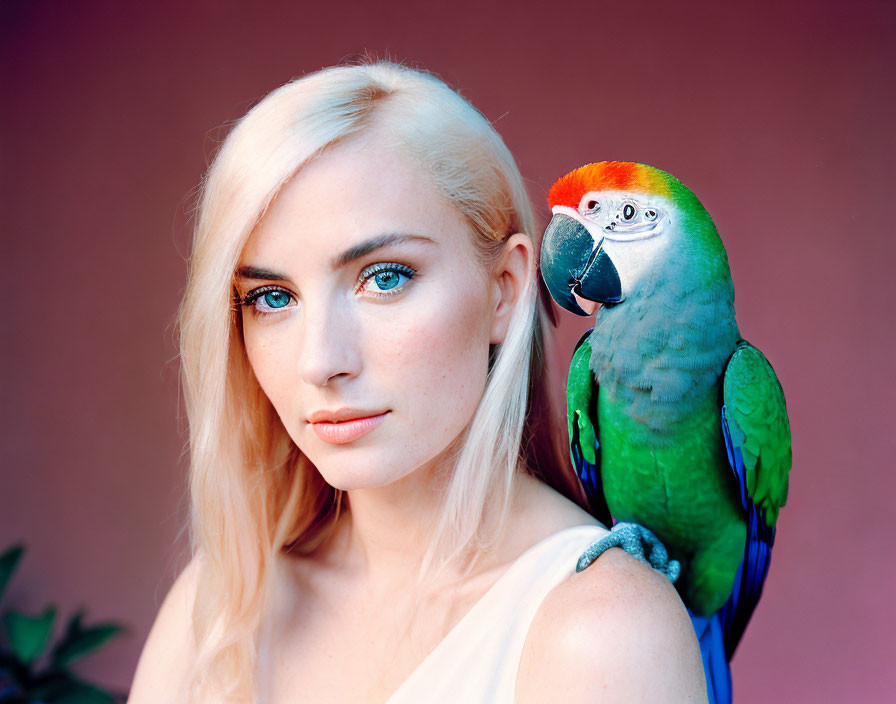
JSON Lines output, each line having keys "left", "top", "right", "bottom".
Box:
{"left": 129, "top": 61, "right": 705, "bottom": 703}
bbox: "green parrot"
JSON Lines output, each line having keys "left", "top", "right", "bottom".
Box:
{"left": 539, "top": 161, "right": 791, "bottom": 703}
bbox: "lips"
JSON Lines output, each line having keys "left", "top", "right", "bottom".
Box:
{"left": 308, "top": 409, "right": 390, "bottom": 445}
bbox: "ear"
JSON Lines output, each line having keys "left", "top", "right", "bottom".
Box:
{"left": 489, "top": 233, "right": 535, "bottom": 344}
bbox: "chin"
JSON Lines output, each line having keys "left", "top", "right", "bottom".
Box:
{"left": 315, "top": 465, "right": 420, "bottom": 492}
{"left": 289, "top": 415, "right": 463, "bottom": 493}
{"left": 302, "top": 445, "right": 423, "bottom": 492}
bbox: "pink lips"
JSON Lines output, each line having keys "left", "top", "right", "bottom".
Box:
{"left": 309, "top": 410, "right": 390, "bottom": 445}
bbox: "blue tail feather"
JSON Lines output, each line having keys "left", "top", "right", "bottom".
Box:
{"left": 688, "top": 610, "right": 732, "bottom": 704}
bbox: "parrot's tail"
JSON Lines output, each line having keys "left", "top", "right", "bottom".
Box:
{"left": 688, "top": 610, "right": 732, "bottom": 704}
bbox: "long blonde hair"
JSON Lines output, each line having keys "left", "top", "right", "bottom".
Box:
{"left": 178, "top": 60, "right": 584, "bottom": 702}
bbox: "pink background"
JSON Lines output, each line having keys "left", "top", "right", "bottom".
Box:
{"left": 2, "top": 1, "right": 893, "bottom": 700}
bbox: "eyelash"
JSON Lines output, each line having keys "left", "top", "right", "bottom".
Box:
{"left": 240, "top": 285, "right": 294, "bottom": 318}
{"left": 239, "top": 262, "right": 418, "bottom": 318}
{"left": 356, "top": 262, "right": 417, "bottom": 298}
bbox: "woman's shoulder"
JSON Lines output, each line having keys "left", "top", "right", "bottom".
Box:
{"left": 128, "top": 555, "right": 201, "bottom": 704}
{"left": 515, "top": 547, "right": 708, "bottom": 703}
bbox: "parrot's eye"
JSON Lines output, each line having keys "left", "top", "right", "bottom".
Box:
{"left": 586, "top": 200, "right": 600, "bottom": 213}
{"left": 644, "top": 209, "right": 657, "bottom": 221}
{"left": 621, "top": 204, "right": 636, "bottom": 221}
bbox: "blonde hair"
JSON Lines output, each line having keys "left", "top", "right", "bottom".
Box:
{"left": 177, "top": 60, "right": 584, "bottom": 701}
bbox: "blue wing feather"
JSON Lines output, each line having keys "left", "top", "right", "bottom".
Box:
{"left": 718, "top": 405, "right": 775, "bottom": 659}
{"left": 683, "top": 394, "right": 774, "bottom": 704}
{"left": 570, "top": 421, "right": 603, "bottom": 514}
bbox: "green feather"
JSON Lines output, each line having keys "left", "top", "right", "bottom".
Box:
{"left": 567, "top": 335, "right": 597, "bottom": 466}
{"left": 723, "top": 342, "right": 792, "bottom": 526}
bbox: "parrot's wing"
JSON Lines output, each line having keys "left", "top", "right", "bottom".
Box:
{"left": 567, "top": 330, "right": 612, "bottom": 527}
{"left": 719, "top": 340, "right": 792, "bottom": 658}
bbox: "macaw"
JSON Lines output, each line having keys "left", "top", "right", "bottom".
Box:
{"left": 539, "top": 161, "right": 791, "bottom": 704}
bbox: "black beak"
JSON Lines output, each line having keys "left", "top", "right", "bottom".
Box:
{"left": 540, "top": 214, "right": 623, "bottom": 316}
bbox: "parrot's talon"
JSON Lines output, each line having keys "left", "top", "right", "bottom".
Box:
{"left": 576, "top": 522, "right": 680, "bottom": 584}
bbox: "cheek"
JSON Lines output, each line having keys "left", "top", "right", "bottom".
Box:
{"left": 365, "top": 279, "right": 492, "bottom": 435}
{"left": 242, "top": 324, "right": 292, "bottom": 409}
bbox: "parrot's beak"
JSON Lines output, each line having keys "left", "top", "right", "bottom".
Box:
{"left": 577, "top": 236, "right": 624, "bottom": 305}
{"left": 540, "top": 213, "right": 624, "bottom": 316}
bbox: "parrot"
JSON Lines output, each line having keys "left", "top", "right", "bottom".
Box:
{"left": 539, "top": 161, "right": 791, "bottom": 704}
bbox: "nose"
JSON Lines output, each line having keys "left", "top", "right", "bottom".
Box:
{"left": 297, "top": 299, "right": 362, "bottom": 388}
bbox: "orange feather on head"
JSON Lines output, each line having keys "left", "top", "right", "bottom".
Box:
{"left": 547, "top": 161, "right": 675, "bottom": 210}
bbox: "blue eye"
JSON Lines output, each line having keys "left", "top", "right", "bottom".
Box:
{"left": 262, "top": 290, "right": 291, "bottom": 308}
{"left": 360, "top": 263, "right": 416, "bottom": 295}
{"left": 373, "top": 270, "right": 403, "bottom": 290}
{"left": 242, "top": 286, "right": 296, "bottom": 315}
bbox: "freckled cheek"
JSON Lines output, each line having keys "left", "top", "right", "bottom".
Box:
{"left": 364, "top": 285, "right": 491, "bottom": 426}
{"left": 242, "top": 329, "right": 295, "bottom": 410}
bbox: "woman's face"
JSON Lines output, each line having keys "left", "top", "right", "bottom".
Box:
{"left": 236, "top": 127, "right": 501, "bottom": 491}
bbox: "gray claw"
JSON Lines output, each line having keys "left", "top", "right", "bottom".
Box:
{"left": 576, "top": 522, "right": 681, "bottom": 583}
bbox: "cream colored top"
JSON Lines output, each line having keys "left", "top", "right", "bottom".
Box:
{"left": 385, "top": 523, "right": 609, "bottom": 703}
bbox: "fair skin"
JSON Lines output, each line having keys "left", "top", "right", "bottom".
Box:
{"left": 130, "top": 123, "right": 706, "bottom": 703}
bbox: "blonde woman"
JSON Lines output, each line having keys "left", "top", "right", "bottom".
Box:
{"left": 129, "top": 61, "right": 705, "bottom": 703}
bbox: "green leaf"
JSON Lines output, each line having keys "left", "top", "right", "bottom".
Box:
{"left": 50, "top": 610, "right": 85, "bottom": 664}
{"left": 63, "top": 609, "right": 86, "bottom": 640}
{"left": 53, "top": 622, "right": 124, "bottom": 666}
{"left": 47, "top": 680, "right": 116, "bottom": 704}
{"left": 4, "top": 606, "right": 56, "bottom": 665}
{"left": 0, "top": 544, "right": 25, "bottom": 604}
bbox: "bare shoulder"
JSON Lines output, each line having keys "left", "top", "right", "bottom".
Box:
{"left": 128, "top": 555, "right": 202, "bottom": 704}
{"left": 515, "top": 547, "right": 707, "bottom": 703}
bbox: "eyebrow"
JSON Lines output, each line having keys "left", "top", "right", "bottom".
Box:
{"left": 235, "top": 232, "right": 436, "bottom": 283}
{"left": 235, "top": 265, "right": 290, "bottom": 281}
{"left": 330, "top": 232, "right": 436, "bottom": 268}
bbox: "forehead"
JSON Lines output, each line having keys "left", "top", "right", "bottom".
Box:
{"left": 240, "top": 128, "right": 473, "bottom": 267}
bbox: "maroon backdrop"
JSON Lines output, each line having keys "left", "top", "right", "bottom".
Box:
{"left": 2, "top": 1, "right": 893, "bottom": 700}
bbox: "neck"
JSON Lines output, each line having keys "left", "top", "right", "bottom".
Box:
{"left": 321, "top": 462, "right": 548, "bottom": 598}
{"left": 327, "top": 458, "right": 452, "bottom": 595}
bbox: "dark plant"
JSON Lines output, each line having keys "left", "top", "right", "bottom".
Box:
{"left": 0, "top": 545, "right": 127, "bottom": 704}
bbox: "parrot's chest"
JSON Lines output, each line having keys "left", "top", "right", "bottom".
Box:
{"left": 596, "top": 384, "right": 740, "bottom": 543}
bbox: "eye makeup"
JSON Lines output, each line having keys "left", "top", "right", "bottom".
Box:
{"left": 237, "top": 260, "right": 419, "bottom": 319}
{"left": 357, "top": 262, "right": 417, "bottom": 298}
{"left": 240, "top": 285, "right": 297, "bottom": 317}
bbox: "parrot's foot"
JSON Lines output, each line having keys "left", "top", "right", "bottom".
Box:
{"left": 576, "top": 522, "right": 681, "bottom": 583}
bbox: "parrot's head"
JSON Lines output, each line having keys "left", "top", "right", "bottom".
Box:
{"left": 540, "top": 161, "right": 727, "bottom": 316}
